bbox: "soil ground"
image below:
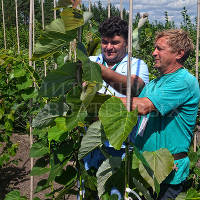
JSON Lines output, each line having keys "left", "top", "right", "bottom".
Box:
{"left": 0, "top": 133, "right": 77, "bottom": 200}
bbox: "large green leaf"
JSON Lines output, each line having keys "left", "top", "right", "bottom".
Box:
{"left": 33, "top": 19, "right": 77, "bottom": 59}
{"left": 32, "top": 102, "right": 70, "bottom": 128}
{"left": 78, "top": 121, "right": 103, "bottom": 160}
{"left": 99, "top": 97, "right": 138, "bottom": 150}
{"left": 77, "top": 47, "right": 102, "bottom": 84}
{"left": 30, "top": 142, "right": 49, "bottom": 158}
{"left": 139, "top": 148, "right": 174, "bottom": 191}
{"left": 38, "top": 62, "right": 78, "bottom": 97}
{"left": 96, "top": 157, "right": 121, "bottom": 198}
{"left": 60, "top": 8, "right": 84, "bottom": 31}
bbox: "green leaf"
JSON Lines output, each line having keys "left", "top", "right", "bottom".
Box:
{"left": 34, "top": 179, "right": 49, "bottom": 193}
{"left": 38, "top": 62, "right": 78, "bottom": 97}
{"left": 96, "top": 157, "right": 121, "bottom": 198}
{"left": 132, "top": 177, "right": 153, "bottom": 200}
{"left": 60, "top": 8, "right": 84, "bottom": 31}
{"left": 78, "top": 121, "right": 103, "bottom": 160}
{"left": 175, "top": 192, "right": 187, "bottom": 200}
{"left": 55, "top": 117, "right": 67, "bottom": 131}
{"left": 80, "top": 82, "right": 100, "bottom": 109}
{"left": 55, "top": 165, "right": 77, "bottom": 186}
{"left": 55, "top": 141, "right": 74, "bottom": 162}
{"left": 87, "top": 93, "right": 111, "bottom": 114}
{"left": 185, "top": 188, "right": 200, "bottom": 199}
{"left": 56, "top": 0, "right": 72, "bottom": 8}
{"left": 30, "top": 166, "right": 50, "bottom": 176}
{"left": 4, "top": 190, "right": 27, "bottom": 200}
{"left": 77, "top": 47, "right": 102, "bottom": 84}
{"left": 33, "top": 19, "right": 77, "bottom": 59}
{"left": 30, "top": 142, "right": 49, "bottom": 158}
{"left": 83, "top": 11, "right": 93, "bottom": 24}
{"left": 99, "top": 97, "right": 138, "bottom": 150}
{"left": 21, "top": 88, "right": 38, "bottom": 100}
{"left": 65, "top": 108, "right": 87, "bottom": 132}
{"left": 16, "top": 78, "right": 33, "bottom": 90}
{"left": 139, "top": 148, "right": 174, "bottom": 191}
{"left": 13, "top": 68, "right": 26, "bottom": 78}
{"left": 48, "top": 126, "right": 67, "bottom": 142}
{"left": 32, "top": 102, "right": 70, "bottom": 128}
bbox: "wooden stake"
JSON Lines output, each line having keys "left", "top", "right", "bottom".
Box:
{"left": 125, "top": 0, "right": 133, "bottom": 198}
{"left": 194, "top": 0, "right": 200, "bottom": 152}
{"left": 120, "top": 0, "right": 123, "bottom": 19}
{"left": 88, "top": 0, "right": 91, "bottom": 12}
{"left": 29, "top": 0, "right": 34, "bottom": 199}
{"left": 108, "top": 0, "right": 110, "bottom": 18}
{"left": 15, "top": 0, "right": 20, "bottom": 53}
{"left": 1, "top": 0, "right": 6, "bottom": 49}
{"left": 54, "top": 0, "right": 57, "bottom": 69}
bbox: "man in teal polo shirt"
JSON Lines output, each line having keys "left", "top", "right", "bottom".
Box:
{"left": 120, "top": 29, "right": 200, "bottom": 199}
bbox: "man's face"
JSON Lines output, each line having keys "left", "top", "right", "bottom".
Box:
{"left": 101, "top": 35, "right": 127, "bottom": 65}
{"left": 152, "top": 37, "right": 179, "bottom": 74}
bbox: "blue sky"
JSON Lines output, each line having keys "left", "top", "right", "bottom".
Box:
{"left": 81, "top": 0, "right": 197, "bottom": 26}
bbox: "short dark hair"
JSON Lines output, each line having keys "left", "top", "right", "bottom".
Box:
{"left": 99, "top": 16, "right": 128, "bottom": 41}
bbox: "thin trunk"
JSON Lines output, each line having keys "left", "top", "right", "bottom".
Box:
{"left": 125, "top": 0, "right": 133, "bottom": 198}
{"left": 1, "top": 0, "right": 6, "bottom": 49}
{"left": 29, "top": 0, "right": 34, "bottom": 199}
{"left": 108, "top": 0, "right": 110, "bottom": 18}
{"left": 120, "top": 0, "right": 123, "bottom": 19}
{"left": 194, "top": 0, "right": 200, "bottom": 152}
{"left": 15, "top": 0, "right": 20, "bottom": 53}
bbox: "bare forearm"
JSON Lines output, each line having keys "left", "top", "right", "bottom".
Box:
{"left": 119, "top": 97, "right": 155, "bottom": 115}
{"left": 100, "top": 64, "right": 144, "bottom": 96}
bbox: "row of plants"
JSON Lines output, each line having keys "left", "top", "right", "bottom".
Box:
{"left": 1, "top": 1, "right": 200, "bottom": 200}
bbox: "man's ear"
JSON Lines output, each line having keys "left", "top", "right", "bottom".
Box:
{"left": 176, "top": 50, "right": 185, "bottom": 60}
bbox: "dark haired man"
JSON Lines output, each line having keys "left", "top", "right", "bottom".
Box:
{"left": 82, "top": 16, "right": 149, "bottom": 199}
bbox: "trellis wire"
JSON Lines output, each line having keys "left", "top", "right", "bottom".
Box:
{"left": 1, "top": 0, "right": 6, "bottom": 49}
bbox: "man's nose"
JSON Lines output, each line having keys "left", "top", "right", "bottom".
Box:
{"left": 107, "top": 43, "right": 113, "bottom": 50}
{"left": 152, "top": 49, "right": 157, "bottom": 56}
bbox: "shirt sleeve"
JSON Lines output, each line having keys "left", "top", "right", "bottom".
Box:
{"left": 131, "top": 59, "right": 149, "bottom": 84}
{"left": 146, "top": 76, "right": 192, "bottom": 116}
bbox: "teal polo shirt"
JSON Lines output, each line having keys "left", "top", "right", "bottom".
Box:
{"left": 135, "top": 68, "right": 200, "bottom": 184}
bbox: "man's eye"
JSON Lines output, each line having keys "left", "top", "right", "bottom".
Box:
{"left": 111, "top": 42, "right": 119, "bottom": 45}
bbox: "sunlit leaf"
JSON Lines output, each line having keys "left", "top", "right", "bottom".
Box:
{"left": 60, "top": 8, "right": 84, "bottom": 31}
{"left": 96, "top": 157, "right": 121, "bottom": 198}
{"left": 4, "top": 190, "right": 27, "bottom": 200}
{"left": 33, "top": 19, "right": 77, "bottom": 59}
{"left": 99, "top": 97, "right": 138, "bottom": 150}
{"left": 139, "top": 148, "right": 174, "bottom": 191}
{"left": 48, "top": 126, "right": 67, "bottom": 142}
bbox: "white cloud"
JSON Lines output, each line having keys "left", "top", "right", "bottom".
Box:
{"left": 82, "top": 0, "right": 197, "bottom": 26}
